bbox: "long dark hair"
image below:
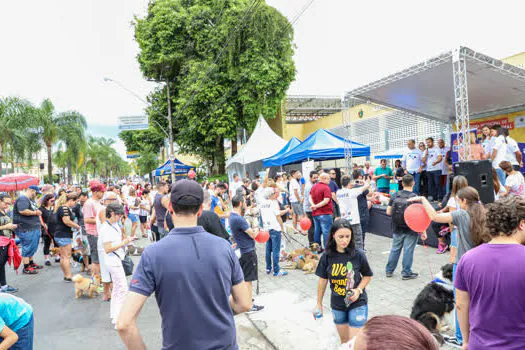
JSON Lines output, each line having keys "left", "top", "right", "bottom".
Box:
{"left": 457, "top": 187, "right": 487, "bottom": 246}
{"left": 326, "top": 218, "right": 356, "bottom": 256}
{"left": 41, "top": 194, "right": 55, "bottom": 207}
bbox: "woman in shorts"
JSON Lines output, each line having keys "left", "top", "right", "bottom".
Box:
{"left": 315, "top": 218, "right": 373, "bottom": 344}
{"left": 126, "top": 188, "right": 140, "bottom": 238}
{"left": 138, "top": 189, "right": 151, "bottom": 238}
{"left": 53, "top": 193, "right": 81, "bottom": 282}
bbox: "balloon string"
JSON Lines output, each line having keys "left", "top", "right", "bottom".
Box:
{"left": 420, "top": 236, "right": 435, "bottom": 280}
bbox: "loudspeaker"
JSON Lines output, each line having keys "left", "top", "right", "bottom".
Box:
{"left": 453, "top": 160, "right": 495, "bottom": 204}
{"left": 39, "top": 163, "right": 45, "bottom": 170}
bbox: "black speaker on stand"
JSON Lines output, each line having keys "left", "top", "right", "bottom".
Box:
{"left": 453, "top": 160, "right": 495, "bottom": 204}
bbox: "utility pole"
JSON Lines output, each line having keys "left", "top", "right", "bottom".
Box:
{"left": 166, "top": 82, "right": 175, "bottom": 183}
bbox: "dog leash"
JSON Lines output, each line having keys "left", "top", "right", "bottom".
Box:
{"left": 421, "top": 238, "right": 435, "bottom": 280}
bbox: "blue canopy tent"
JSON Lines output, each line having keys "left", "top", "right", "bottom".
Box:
{"left": 276, "top": 129, "right": 370, "bottom": 165}
{"left": 262, "top": 137, "right": 302, "bottom": 167}
{"left": 154, "top": 159, "right": 193, "bottom": 176}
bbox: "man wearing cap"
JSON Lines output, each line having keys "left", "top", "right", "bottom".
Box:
{"left": 118, "top": 180, "right": 251, "bottom": 349}
{"left": 13, "top": 186, "right": 43, "bottom": 275}
{"left": 83, "top": 182, "right": 106, "bottom": 278}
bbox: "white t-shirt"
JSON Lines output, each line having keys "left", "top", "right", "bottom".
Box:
{"left": 402, "top": 148, "right": 423, "bottom": 173}
{"left": 127, "top": 196, "right": 140, "bottom": 215}
{"left": 492, "top": 135, "right": 507, "bottom": 169}
{"left": 289, "top": 178, "right": 300, "bottom": 202}
{"left": 229, "top": 180, "right": 242, "bottom": 196}
{"left": 99, "top": 221, "right": 126, "bottom": 267}
{"left": 482, "top": 137, "right": 492, "bottom": 156}
{"left": 259, "top": 199, "right": 281, "bottom": 231}
{"left": 139, "top": 198, "right": 150, "bottom": 216}
{"left": 447, "top": 196, "right": 459, "bottom": 210}
{"left": 122, "top": 185, "right": 131, "bottom": 197}
{"left": 505, "top": 172, "right": 525, "bottom": 197}
{"left": 425, "top": 147, "right": 442, "bottom": 172}
{"left": 505, "top": 137, "right": 520, "bottom": 166}
{"left": 440, "top": 147, "right": 450, "bottom": 175}
{"left": 254, "top": 187, "right": 265, "bottom": 206}
{"left": 336, "top": 188, "right": 362, "bottom": 224}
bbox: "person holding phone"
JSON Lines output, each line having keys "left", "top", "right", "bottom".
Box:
{"left": 100, "top": 202, "right": 134, "bottom": 328}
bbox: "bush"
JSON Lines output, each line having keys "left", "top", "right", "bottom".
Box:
{"left": 205, "top": 174, "right": 228, "bottom": 183}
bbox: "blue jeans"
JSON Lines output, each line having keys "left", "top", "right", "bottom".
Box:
{"left": 385, "top": 233, "right": 418, "bottom": 276}
{"left": 495, "top": 167, "right": 506, "bottom": 186}
{"left": 377, "top": 188, "right": 389, "bottom": 194}
{"left": 0, "top": 314, "right": 34, "bottom": 350}
{"left": 360, "top": 216, "right": 369, "bottom": 249}
{"left": 408, "top": 172, "right": 421, "bottom": 194}
{"left": 266, "top": 229, "right": 282, "bottom": 273}
{"left": 332, "top": 304, "right": 368, "bottom": 327}
{"left": 453, "top": 264, "right": 463, "bottom": 343}
{"left": 17, "top": 228, "right": 41, "bottom": 258}
{"left": 313, "top": 215, "right": 332, "bottom": 248}
{"left": 427, "top": 170, "right": 442, "bottom": 201}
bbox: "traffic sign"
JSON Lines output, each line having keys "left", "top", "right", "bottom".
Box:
{"left": 118, "top": 116, "right": 149, "bottom": 131}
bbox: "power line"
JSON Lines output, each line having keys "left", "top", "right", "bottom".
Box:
{"left": 290, "top": 0, "right": 316, "bottom": 26}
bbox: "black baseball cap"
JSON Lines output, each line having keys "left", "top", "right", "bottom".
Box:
{"left": 170, "top": 179, "right": 203, "bottom": 206}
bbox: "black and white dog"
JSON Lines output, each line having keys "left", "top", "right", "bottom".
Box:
{"left": 410, "top": 264, "right": 455, "bottom": 344}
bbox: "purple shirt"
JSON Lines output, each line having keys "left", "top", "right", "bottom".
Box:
{"left": 455, "top": 244, "right": 525, "bottom": 349}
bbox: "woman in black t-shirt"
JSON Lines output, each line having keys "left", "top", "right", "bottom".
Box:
{"left": 39, "top": 194, "right": 56, "bottom": 266}
{"left": 315, "top": 218, "right": 373, "bottom": 344}
{"left": 54, "top": 193, "right": 81, "bottom": 281}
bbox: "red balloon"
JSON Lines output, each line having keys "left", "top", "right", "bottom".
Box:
{"left": 404, "top": 204, "right": 431, "bottom": 233}
{"left": 255, "top": 230, "right": 270, "bottom": 243}
{"left": 299, "top": 217, "right": 312, "bottom": 231}
{"left": 188, "top": 170, "right": 196, "bottom": 179}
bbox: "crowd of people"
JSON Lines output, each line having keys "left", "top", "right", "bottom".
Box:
{"left": 0, "top": 125, "right": 524, "bottom": 349}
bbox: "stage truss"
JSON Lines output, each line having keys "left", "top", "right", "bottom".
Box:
{"left": 344, "top": 46, "right": 525, "bottom": 168}
{"left": 285, "top": 95, "right": 344, "bottom": 123}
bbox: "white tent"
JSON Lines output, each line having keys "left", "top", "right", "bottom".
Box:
{"left": 226, "top": 115, "right": 286, "bottom": 179}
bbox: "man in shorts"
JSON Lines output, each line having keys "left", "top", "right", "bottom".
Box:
{"left": 13, "top": 186, "right": 43, "bottom": 275}
{"left": 289, "top": 170, "right": 306, "bottom": 233}
{"left": 229, "top": 195, "right": 263, "bottom": 313}
{"left": 82, "top": 182, "right": 106, "bottom": 277}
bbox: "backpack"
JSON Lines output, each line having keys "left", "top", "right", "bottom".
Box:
{"left": 391, "top": 191, "right": 416, "bottom": 230}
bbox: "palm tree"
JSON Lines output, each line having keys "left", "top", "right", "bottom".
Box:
{"left": 35, "top": 99, "right": 87, "bottom": 183}
{"left": 0, "top": 97, "right": 33, "bottom": 175}
{"left": 57, "top": 112, "right": 87, "bottom": 183}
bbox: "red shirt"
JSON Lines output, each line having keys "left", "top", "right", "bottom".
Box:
{"left": 310, "top": 182, "right": 333, "bottom": 216}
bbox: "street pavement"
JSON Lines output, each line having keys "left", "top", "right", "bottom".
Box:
{"left": 7, "top": 225, "right": 456, "bottom": 349}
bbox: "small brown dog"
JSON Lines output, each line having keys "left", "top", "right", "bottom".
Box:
{"left": 72, "top": 274, "right": 101, "bottom": 299}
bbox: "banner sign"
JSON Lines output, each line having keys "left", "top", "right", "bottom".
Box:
{"left": 118, "top": 116, "right": 149, "bottom": 131}
{"left": 467, "top": 117, "right": 514, "bottom": 131}
{"left": 302, "top": 160, "right": 315, "bottom": 180}
{"left": 451, "top": 129, "right": 477, "bottom": 164}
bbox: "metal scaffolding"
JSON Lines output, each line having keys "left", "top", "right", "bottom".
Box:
{"left": 343, "top": 46, "right": 525, "bottom": 164}
{"left": 284, "top": 95, "right": 344, "bottom": 123}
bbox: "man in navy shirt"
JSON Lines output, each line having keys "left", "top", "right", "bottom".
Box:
{"left": 117, "top": 180, "right": 251, "bottom": 350}
{"left": 229, "top": 195, "right": 263, "bottom": 313}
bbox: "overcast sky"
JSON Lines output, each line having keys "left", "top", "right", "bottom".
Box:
{"left": 1, "top": 0, "right": 524, "bottom": 157}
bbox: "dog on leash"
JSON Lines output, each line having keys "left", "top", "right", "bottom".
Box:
{"left": 410, "top": 263, "right": 455, "bottom": 345}
{"left": 72, "top": 274, "right": 101, "bottom": 299}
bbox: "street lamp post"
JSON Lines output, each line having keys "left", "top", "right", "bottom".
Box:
{"left": 104, "top": 77, "right": 176, "bottom": 183}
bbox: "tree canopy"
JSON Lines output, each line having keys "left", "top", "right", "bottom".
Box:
{"left": 134, "top": 0, "right": 295, "bottom": 174}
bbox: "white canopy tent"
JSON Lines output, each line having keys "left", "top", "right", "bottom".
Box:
{"left": 226, "top": 115, "right": 286, "bottom": 179}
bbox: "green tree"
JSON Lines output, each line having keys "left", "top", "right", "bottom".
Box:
{"left": 0, "top": 97, "right": 37, "bottom": 175}
{"left": 136, "top": 146, "right": 159, "bottom": 183}
{"left": 134, "top": 0, "right": 295, "bottom": 174}
{"left": 35, "top": 99, "right": 87, "bottom": 182}
{"left": 119, "top": 128, "right": 165, "bottom": 154}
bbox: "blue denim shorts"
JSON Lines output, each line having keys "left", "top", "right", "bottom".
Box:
{"left": 332, "top": 304, "right": 368, "bottom": 327}
{"left": 450, "top": 228, "right": 458, "bottom": 248}
{"left": 17, "top": 229, "right": 41, "bottom": 258}
{"left": 55, "top": 237, "right": 72, "bottom": 247}
{"left": 1, "top": 314, "right": 34, "bottom": 350}
{"left": 128, "top": 214, "right": 139, "bottom": 223}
